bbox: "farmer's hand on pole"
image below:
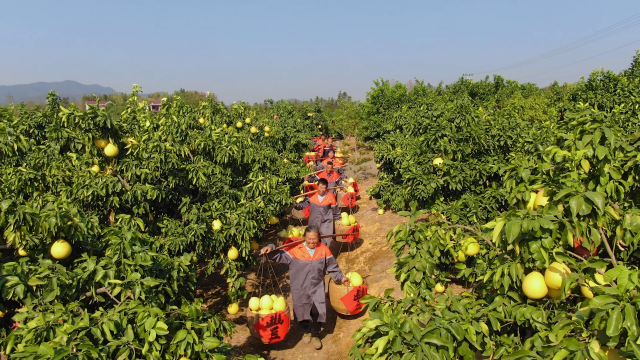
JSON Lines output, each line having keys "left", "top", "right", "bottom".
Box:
{"left": 343, "top": 278, "right": 350, "bottom": 287}
{"left": 260, "top": 245, "right": 274, "bottom": 255}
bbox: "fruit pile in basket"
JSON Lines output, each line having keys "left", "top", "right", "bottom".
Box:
{"left": 278, "top": 225, "right": 305, "bottom": 238}
{"left": 248, "top": 294, "right": 288, "bottom": 314}
{"left": 340, "top": 212, "right": 357, "bottom": 226}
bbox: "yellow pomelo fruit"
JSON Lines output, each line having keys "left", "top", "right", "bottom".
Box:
{"left": 227, "top": 246, "right": 239, "bottom": 261}
{"left": 258, "top": 309, "right": 272, "bottom": 315}
{"left": 212, "top": 219, "right": 222, "bottom": 231}
{"left": 341, "top": 217, "right": 351, "bottom": 226}
{"left": 433, "top": 157, "right": 444, "bottom": 166}
{"left": 522, "top": 271, "right": 548, "bottom": 299}
{"left": 457, "top": 250, "right": 466, "bottom": 262}
{"left": 348, "top": 177, "right": 355, "bottom": 183}
{"left": 462, "top": 238, "right": 480, "bottom": 256}
{"left": 581, "top": 280, "right": 598, "bottom": 299}
{"left": 601, "top": 346, "right": 628, "bottom": 360}
{"left": 544, "top": 262, "right": 571, "bottom": 290}
{"left": 270, "top": 294, "right": 278, "bottom": 302}
{"left": 341, "top": 212, "right": 348, "bottom": 218}
{"left": 534, "top": 190, "right": 549, "bottom": 208}
{"left": 236, "top": 121, "right": 243, "bottom": 128}
{"left": 595, "top": 268, "right": 608, "bottom": 285}
{"left": 347, "top": 186, "right": 355, "bottom": 193}
{"left": 378, "top": 208, "right": 384, "bottom": 215}
{"left": 278, "top": 229, "right": 288, "bottom": 238}
{"left": 90, "top": 165, "right": 101, "bottom": 173}
{"left": 250, "top": 240, "right": 260, "bottom": 251}
{"left": 264, "top": 126, "right": 271, "bottom": 132}
{"left": 94, "top": 138, "right": 109, "bottom": 148}
{"left": 348, "top": 215, "right": 357, "bottom": 225}
{"left": 273, "top": 297, "right": 287, "bottom": 312}
{"left": 248, "top": 297, "right": 261, "bottom": 311}
{"left": 18, "top": 247, "right": 29, "bottom": 256}
{"left": 104, "top": 143, "right": 119, "bottom": 157}
{"left": 245, "top": 118, "right": 251, "bottom": 124}
{"left": 268, "top": 216, "right": 279, "bottom": 225}
{"left": 227, "top": 303, "right": 239, "bottom": 315}
{"left": 346, "top": 272, "right": 363, "bottom": 287}
{"left": 51, "top": 239, "right": 72, "bottom": 260}
{"left": 180, "top": 357, "right": 189, "bottom": 360}
{"left": 260, "top": 295, "right": 274, "bottom": 310}
{"left": 547, "top": 287, "right": 570, "bottom": 299}
{"left": 291, "top": 227, "right": 300, "bottom": 238}
{"left": 198, "top": 118, "right": 205, "bottom": 124}
{"left": 250, "top": 126, "right": 258, "bottom": 134}
{"left": 526, "top": 192, "right": 537, "bottom": 210}
{"left": 435, "top": 283, "right": 445, "bottom": 293}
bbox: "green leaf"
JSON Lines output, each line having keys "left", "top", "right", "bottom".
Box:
{"left": 581, "top": 159, "right": 591, "bottom": 173}
{"left": 203, "top": 337, "right": 221, "bottom": 349}
{"left": 505, "top": 221, "right": 521, "bottom": 243}
{"left": 552, "top": 349, "right": 570, "bottom": 360}
{"left": 27, "top": 278, "right": 47, "bottom": 286}
{"left": 503, "top": 349, "right": 538, "bottom": 360}
{"left": 590, "top": 295, "right": 618, "bottom": 308}
{"left": 596, "top": 145, "right": 608, "bottom": 159}
{"left": 493, "top": 219, "right": 506, "bottom": 245}
{"left": 172, "top": 329, "right": 188, "bottom": 343}
{"left": 569, "top": 195, "right": 583, "bottom": 218}
{"left": 38, "top": 343, "right": 55, "bottom": 357}
{"left": 584, "top": 192, "right": 605, "bottom": 214}
{"left": 421, "top": 333, "right": 446, "bottom": 346}
{"left": 606, "top": 308, "right": 622, "bottom": 336}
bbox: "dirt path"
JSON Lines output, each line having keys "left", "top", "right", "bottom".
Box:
{"left": 198, "top": 138, "right": 407, "bottom": 360}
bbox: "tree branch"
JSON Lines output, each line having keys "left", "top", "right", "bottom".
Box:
{"left": 599, "top": 227, "right": 618, "bottom": 267}
{"left": 85, "top": 287, "right": 134, "bottom": 304}
{"left": 116, "top": 174, "right": 130, "bottom": 190}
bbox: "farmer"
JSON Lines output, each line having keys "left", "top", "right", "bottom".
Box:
{"left": 260, "top": 225, "right": 349, "bottom": 350}
{"left": 312, "top": 134, "right": 326, "bottom": 147}
{"left": 321, "top": 137, "right": 337, "bottom": 159}
{"left": 308, "top": 162, "right": 343, "bottom": 196}
{"left": 294, "top": 178, "right": 340, "bottom": 246}
{"left": 317, "top": 149, "right": 345, "bottom": 177}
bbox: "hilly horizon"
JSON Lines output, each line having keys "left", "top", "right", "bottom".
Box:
{"left": 0, "top": 80, "right": 117, "bottom": 104}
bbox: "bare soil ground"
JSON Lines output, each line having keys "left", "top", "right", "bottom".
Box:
{"left": 197, "top": 137, "right": 407, "bottom": 360}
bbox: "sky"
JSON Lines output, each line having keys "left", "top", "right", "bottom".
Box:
{"left": 1, "top": 0, "right": 639, "bottom": 103}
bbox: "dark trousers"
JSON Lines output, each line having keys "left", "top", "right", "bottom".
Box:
{"left": 298, "top": 303, "right": 323, "bottom": 335}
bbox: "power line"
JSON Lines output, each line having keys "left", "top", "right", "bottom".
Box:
{"left": 516, "top": 40, "right": 640, "bottom": 80}
{"left": 474, "top": 13, "right": 640, "bottom": 74}
{"left": 507, "top": 55, "right": 634, "bottom": 79}
{"left": 523, "top": 57, "right": 633, "bottom": 83}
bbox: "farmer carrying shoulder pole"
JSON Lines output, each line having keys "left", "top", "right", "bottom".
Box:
{"left": 294, "top": 178, "right": 340, "bottom": 246}
{"left": 316, "top": 149, "right": 345, "bottom": 178}
{"left": 260, "top": 226, "right": 349, "bottom": 350}
{"left": 308, "top": 162, "right": 343, "bottom": 196}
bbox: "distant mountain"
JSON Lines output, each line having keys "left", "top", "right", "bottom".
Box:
{"left": 0, "top": 80, "right": 116, "bottom": 104}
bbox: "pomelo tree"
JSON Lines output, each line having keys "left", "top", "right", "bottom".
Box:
{"left": 0, "top": 86, "right": 323, "bottom": 359}
{"left": 350, "top": 53, "right": 640, "bottom": 359}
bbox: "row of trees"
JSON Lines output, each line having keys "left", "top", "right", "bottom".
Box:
{"left": 0, "top": 86, "right": 334, "bottom": 359}
{"left": 349, "top": 51, "right": 640, "bottom": 359}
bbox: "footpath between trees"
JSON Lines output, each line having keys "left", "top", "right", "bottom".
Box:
{"left": 198, "top": 137, "right": 404, "bottom": 359}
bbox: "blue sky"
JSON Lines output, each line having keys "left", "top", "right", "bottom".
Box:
{"left": 1, "top": 0, "right": 639, "bottom": 103}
